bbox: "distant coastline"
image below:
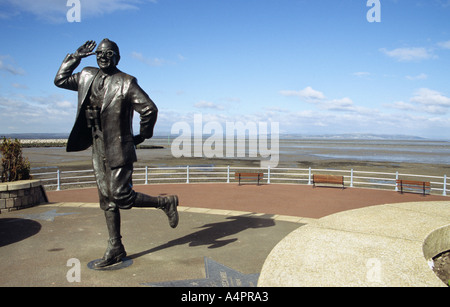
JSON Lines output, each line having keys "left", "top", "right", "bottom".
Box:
{"left": 0, "top": 132, "right": 439, "bottom": 150}
{"left": 1, "top": 133, "right": 69, "bottom": 140}
{"left": 6, "top": 138, "right": 163, "bottom": 149}
{"left": 0, "top": 132, "right": 434, "bottom": 141}
{"left": 18, "top": 139, "right": 67, "bottom": 148}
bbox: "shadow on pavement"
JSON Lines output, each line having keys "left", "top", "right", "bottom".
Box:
{"left": 0, "top": 218, "right": 42, "bottom": 247}
{"left": 128, "top": 214, "right": 276, "bottom": 260}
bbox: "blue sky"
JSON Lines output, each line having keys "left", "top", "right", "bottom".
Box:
{"left": 1, "top": 0, "right": 450, "bottom": 139}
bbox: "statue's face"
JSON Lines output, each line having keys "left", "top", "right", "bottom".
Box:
{"left": 95, "top": 43, "right": 118, "bottom": 72}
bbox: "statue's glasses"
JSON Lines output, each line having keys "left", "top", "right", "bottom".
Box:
{"left": 96, "top": 50, "right": 116, "bottom": 59}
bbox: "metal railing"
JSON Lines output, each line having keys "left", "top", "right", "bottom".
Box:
{"left": 31, "top": 165, "right": 449, "bottom": 196}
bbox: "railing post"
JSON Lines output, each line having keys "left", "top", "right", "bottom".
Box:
{"left": 308, "top": 167, "right": 312, "bottom": 185}
{"left": 267, "top": 166, "right": 271, "bottom": 184}
{"left": 145, "top": 166, "right": 148, "bottom": 184}
{"left": 56, "top": 168, "right": 61, "bottom": 191}
{"left": 395, "top": 171, "right": 399, "bottom": 191}
{"left": 186, "top": 165, "right": 190, "bottom": 184}
{"left": 443, "top": 175, "right": 447, "bottom": 196}
{"left": 350, "top": 169, "right": 353, "bottom": 188}
{"left": 227, "top": 165, "right": 230, "bottom": 183}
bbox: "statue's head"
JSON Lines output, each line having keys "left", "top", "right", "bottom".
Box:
{"left": 95, "top": 38, "right": 120, "bottom": 72}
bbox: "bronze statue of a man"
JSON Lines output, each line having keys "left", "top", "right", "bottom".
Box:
{"left": 55, "top": 39, "right": 179, "bottom": 269}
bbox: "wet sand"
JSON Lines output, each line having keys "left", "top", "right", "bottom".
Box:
{"left": 24, "top": 144, "right": 450, "bottom": 178}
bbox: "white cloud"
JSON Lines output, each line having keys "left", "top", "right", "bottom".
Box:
{"left": 326, "top": 97, "right": 357, "bottom": 112}
{"left": 55, "top": 100, "right": 74, "bottom": 108}
{"left": 437, "top": 40, "right": 450, "bottom": 49}
{"left": 411, "top": 88, "right": 450, "bottom": 108}
{"left": 406, "top": 73, "right": 428, "bottom": 80}
{"left": 11, "top": 83, "right": 28, "bottom": 89}
{"left": 276, "top": 86, "right": 450, "bottom": 136}
{"left": 194, "top": 101, "right": 224, "bottom": 110}
{"left": 158, "top": 97, "right": 450, "bottom": 139}
{"left": 0, "top": 94, "right": 77, "bottom": 132}
{"left": 389, "top": 101, "right": 417, "bottom": 112}
{"left": 131, "top": 51, "right": 173, "bottom": 66}
{"left": 280, "top": 86, "right": 326, "bottom": 101}
{"left": 0, "top": 0, "right": 157, "bottom": 22}
{"left": 0, "top": 55, "right": 25, "bottom": 75}
{"left": 280, "top": 87, "right": 365, "bottom": 113}
{"left": 380, "top": 47, "right": 435, "bottom": 62}
{"left": 353, "top": 72, "right": 371, "bottom": 78}
{"left": 388, "top": 88, "right": 450, "bottom": 115}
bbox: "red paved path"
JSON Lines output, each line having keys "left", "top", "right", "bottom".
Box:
{"left": 46, "top": 183, "right": 449, "bottom": 219}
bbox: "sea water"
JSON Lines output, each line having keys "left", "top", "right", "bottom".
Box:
{"left": 277, "top": 139, "right": 450, "bottom": 165}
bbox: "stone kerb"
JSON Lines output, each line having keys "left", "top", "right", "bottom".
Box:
{"left": 0, "top": 180, "right": 48, "bottom": 213}
{"left": 258, "top": 201, "right": 450, "bottom": 287}
{"left": 423, "top": 224, "right": 450, "bottom": 261}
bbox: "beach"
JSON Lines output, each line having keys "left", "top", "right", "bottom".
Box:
{"left": 22, "top": 137, "right": 450, "bottom": 178}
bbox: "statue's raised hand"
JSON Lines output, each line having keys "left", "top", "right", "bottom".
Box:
{"left": 73, "top": 40, "right": 96, "bottom": 59}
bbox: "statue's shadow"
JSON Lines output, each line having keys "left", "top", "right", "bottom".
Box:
{"left": 0, "top": 218, "right": 42, "bottom": 247}
{"left": 128, "top": 214, "right": 276, "bottom": 260}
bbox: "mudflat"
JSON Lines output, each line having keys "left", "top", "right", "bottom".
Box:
{"left": 24, "top": 144, "right": 450, "bottom": 178}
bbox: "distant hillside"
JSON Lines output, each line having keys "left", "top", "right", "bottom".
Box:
{"left": 0, "top": 132, "right": 428, "bottom": 141}
{"left": 279, "top": 133, "right": 427, "bottom": 140}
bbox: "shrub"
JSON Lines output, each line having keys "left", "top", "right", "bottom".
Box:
{"left": 0, "top": 137, "right": 31, "bottom": 182}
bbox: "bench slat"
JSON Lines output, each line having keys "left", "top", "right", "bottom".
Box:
{"left": 235, "top": 172, "right": 264, "bottom": 185}
{"left": 312, "top": 174, "right": 344, "bottom": 189}
{"left": 396, "top": 179, "right": 430, "bottom": 195}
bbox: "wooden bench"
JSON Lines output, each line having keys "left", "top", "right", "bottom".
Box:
{"left": 312, "top": 174, "right": 344, "bottom": 189}
{"left": 396, "top": 179, "right": 430, "bottom": 196}
{"left": 235, "top": 172, "right": 264, "bottom": 185}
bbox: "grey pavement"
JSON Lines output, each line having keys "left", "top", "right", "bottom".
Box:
{"left": 0, "top": 203, "right": 304, "bottom": 287}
